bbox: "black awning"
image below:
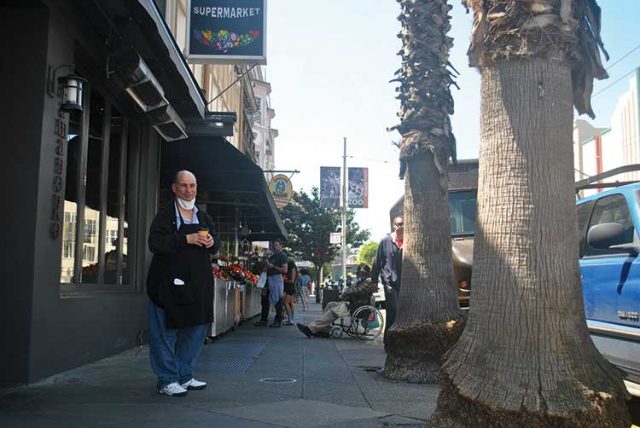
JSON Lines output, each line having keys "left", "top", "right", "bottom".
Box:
{"left": 160, "top": 137, "right": 287, "bottom": 241}
{"left": 77, "top": 0, "right": 207, "bottom": 120}
{"left": 131, "top": 0, "right": 206, "bottom": 119}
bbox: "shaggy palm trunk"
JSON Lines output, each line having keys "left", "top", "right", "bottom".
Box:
{"left": 430, "top": 59, "right": 629, "bottom": 427}
{"left": 384, "top": 0, "right": 463, "bottom": 384}
{"left": 384, "top": 153, "right": 464, "bottom": 383}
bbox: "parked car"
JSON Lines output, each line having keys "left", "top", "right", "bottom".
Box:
{"left": 450, "top": 190, "right": 475, "bottom": 308}
{"left": 577, "top": 183, "right": 640, "bottom": 396}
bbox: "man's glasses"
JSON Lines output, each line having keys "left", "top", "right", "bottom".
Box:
{"left": 394, "top": 223, "right": 404, "bottom": 227}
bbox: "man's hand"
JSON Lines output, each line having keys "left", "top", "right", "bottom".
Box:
{"left": 186, "top": 233, "right": 212, "bottom": 247}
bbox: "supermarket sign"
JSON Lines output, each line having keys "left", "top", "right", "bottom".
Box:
{"left": 186, "top": 0, "right": 267, "bottom": 64}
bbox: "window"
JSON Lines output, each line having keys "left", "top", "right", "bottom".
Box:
{"left": 63, "top": 241, "right": 74, "bottom": 259}
{"left": 59, "top": 85, "right": 136, "bottom": 289}
{"left": 449, "top": 190, "right": 477, "bottom": 236}
{"left": 576, "top": 201, "right": 594, "bottom": 257}
{"left": 61, "top": 211, "right": 77, "bottom": 278}
{"left": 83, "top": 219, "right": 97, "bottom": 244}
{"left": 252, "top": 98, "right": 262, "bottom": 124}
{"left": 585, "top": 194, "right": 635, "bottom": 256}
{"left": 83, "top": 245, "right": 96, "bottom": 262}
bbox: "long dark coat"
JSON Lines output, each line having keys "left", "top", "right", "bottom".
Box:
{"left": 146, "top": 199, "right": 221, "bottom": 328}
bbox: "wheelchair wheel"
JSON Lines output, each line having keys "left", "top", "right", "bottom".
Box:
{"left": 330, "top": 325, "right": 343, "bottom": 338}
{"left": 351, "top": 305, "right": 384, "bottom": 340}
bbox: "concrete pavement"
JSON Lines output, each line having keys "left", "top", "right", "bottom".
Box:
{"left": 0, "top": 301, "right": 439, "bottom": 427}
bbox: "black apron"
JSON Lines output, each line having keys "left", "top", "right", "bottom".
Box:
{"left": 163, "top": 208, "right": 214, "bottom": 329}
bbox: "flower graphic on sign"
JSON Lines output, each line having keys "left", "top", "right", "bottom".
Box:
{"left": 194, "top": 29, "right": 260, "bottom": 53}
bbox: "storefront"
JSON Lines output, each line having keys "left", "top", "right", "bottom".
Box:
{"left": 160, "top": 135, "right": 288, "bottom": 334}
{"left": 0, "top": 0, "right": 283, "bottom": 385}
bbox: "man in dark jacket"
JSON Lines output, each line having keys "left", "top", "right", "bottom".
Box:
{"left": 371, "top": 216, "right": 403, "bottom": 346}
{"left": 147, "top": 170, "right": 220, "bottom": 397}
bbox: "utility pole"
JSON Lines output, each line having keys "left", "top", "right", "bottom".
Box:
{"left": 342, "top": 137, "right": 348, "bottom": 283}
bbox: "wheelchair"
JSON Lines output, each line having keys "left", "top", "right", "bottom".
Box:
{"left": 329, "top": 299, "right": 384, "bottom": 340}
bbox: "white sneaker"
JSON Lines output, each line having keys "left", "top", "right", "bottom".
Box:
{"left": 181, "top": 378, "right": 207, "bottom": 390}
{"left": 159, "top": 382, "right": 188, "bottom": 397}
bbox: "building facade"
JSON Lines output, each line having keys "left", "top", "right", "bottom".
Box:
{"left": 574, "top": 68, "right": 640, "bottom": 194}
{"left": 0, "top": 0, "right": 284, "bottom": 385}
{"left": 250, "top": 67, "right": 278, "bottom": 180}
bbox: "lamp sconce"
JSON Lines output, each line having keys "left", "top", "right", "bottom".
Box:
{"left": 46, "top": 64, "right": 87, "bottom": 112}
{"left": 237, "top": 225, "right": 252, "bottom": 240}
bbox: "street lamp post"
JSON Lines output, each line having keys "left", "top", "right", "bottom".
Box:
{"left": 342, "top": 137, "right": 348, "bottom": 284}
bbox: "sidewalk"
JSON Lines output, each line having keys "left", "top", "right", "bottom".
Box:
{"left": 0, "top": 302, "right": 439, "bottom": 427}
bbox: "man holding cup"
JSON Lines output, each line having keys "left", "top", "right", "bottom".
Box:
{"left": 146, "top": 170, "right": 220, "bottom": 397}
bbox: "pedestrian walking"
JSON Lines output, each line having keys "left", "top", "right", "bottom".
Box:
{"left": 282, "top": 258, "right": 298, "bottom": 325}
{"left": 296, "top": 268, "right": 311, "bottom": 311}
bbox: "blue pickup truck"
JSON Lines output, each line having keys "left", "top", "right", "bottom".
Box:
{"left": 424, "top": 177, "right": 640, "bottom": 396}
{"left": 577, "top": 183, "right": 640, "bottom": 396}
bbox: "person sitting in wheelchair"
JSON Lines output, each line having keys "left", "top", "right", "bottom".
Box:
{"left": 297, "top": 264, "right": 378, "bottom": 338}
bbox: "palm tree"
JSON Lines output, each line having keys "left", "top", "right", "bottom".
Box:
{"left": 430, "top": 0, "right": 630, "bottom": 425}
{"left": 383, "top": 0, "right": 464, "bottom": 383}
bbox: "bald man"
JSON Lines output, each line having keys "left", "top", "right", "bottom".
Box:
{"left": 146, "top": 170, "right": 220, "bottom": 397}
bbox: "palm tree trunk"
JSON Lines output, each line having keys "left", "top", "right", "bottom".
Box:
{"left": 383, "top": 152, "right": 464, "bottom": 382}
{"left": 430, "top": 58, "right": 629, "bottom": 427}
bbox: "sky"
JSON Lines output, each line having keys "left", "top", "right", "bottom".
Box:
{"left": 264, "top": 0, "right": 640, "bottom": 241}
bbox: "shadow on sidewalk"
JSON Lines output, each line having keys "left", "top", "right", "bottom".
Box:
{"left": 0, "top": 302, "right": 439, "bottom": 428}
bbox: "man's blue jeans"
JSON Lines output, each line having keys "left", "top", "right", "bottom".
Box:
{"left": 148, "top": 301, "right": 208, "bottom": 388}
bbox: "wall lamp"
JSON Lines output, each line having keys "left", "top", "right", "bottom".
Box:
{"left": 110, "top": 50, "right": 166, "bottom": 112}
{"left": 47, "top": 65, "right": 87, "bottom": 112}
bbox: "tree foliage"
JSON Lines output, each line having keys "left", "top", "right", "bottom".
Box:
{"left": 392, "top": 0, "right": 458, "bottom": 184}
{"left": 278, "top": 188, "right": 370, "bottom": 280}
{"left": 356, "top": 241, "right": 378, "bottom": 267}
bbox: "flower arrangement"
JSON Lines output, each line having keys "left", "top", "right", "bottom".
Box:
{"left": 213, "top": 263, "right": 258, "bottom": 285}
{"left": 193, "top": 29, "right": 260, "bottom": 53}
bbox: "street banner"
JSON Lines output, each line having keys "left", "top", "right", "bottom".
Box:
{"left": 320, "top": 166, "right": 341, "bottom": 209}
{"left": 268, "top": 174, "right": 293, "bottom": 209}
{"left": 186, "top": 0, "right": 267, "bottom": 64}
{"left": 348, "top": 167, "right": 368, "bottom": 208}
